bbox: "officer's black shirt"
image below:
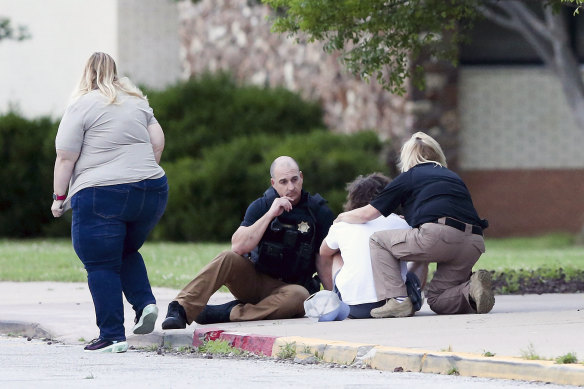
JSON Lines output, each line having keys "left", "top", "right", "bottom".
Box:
{"left": 241, "top": 188, "right": 334, "bottom": 269}
{"left": 370, "top": 163, "right": 483, "bottom": 228}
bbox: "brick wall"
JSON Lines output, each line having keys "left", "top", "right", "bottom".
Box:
{"left": 461, "top": 170, "right": 584, "bottom": 237}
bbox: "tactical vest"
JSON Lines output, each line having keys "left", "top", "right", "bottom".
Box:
{"left": 252, "top": 188, "right": 325, "bottom": 288}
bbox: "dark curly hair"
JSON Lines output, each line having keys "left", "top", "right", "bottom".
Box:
{"left": 343, "top": 172, "right": 391, "bottom": 211}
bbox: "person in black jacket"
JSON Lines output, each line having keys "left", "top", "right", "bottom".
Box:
{"left": 162, "top": 156, "right": 335, "bottom": 328}
{"left": 335, "top": 132, "right": 493, "bottom": 318}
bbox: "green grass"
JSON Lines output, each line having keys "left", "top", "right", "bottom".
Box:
{"left": 276, "top": 342, "right": 297, "bottom": 359}
{"left": 426, "top": 233, "right": 584, "bottom": 275}
{"left": 521, "top": 343, "right": 543, "bottom": 360}
{"left": 0, "top": 239, "right": 229, "bottom": 289}
{"left": 198, "top": 339, "right": 241, "bottom": 355}
{"left": 0, "top": 233, "right": 582, "bottom": 288}
{"left": 556, "top": 352, "right": 578, "bottom": 364}
{"left": 477, "top": 233, "right": 584, "bottom": 271}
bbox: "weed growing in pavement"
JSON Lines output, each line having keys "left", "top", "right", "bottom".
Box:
{"left": 198, "top": 339, "right": 242, "bottom": 356}
{"left": 140, "top": 344, "right": 159, "bottom": 352}
{"left": 482, "top": 350, "right": 496, "bottom": 357}
{"left": 84, "top": 373, "right": 95, "bottom": 380}
{"left": 313, "top": 351, "right": 325, "bottom": 362}
{"left": 276, "top": 342, "right": 297, "bottom": 360}
{"left": 298, "top": 345, "right": 324, "bottom": 362}
{"left": 556, "top": 352, "right": 578, "bottom": 364}
{"left": 78, "top": 337, "right": 85, "bottom": 342}
{"left": 520, "top": 343, "right": 542, "bottom": 360}
{"left": 446, "top": 367, "right": 459, "bottom": 375}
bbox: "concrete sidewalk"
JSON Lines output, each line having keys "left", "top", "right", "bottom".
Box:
{"left": 1, "top": 281, "right": 583, "bottom": 385}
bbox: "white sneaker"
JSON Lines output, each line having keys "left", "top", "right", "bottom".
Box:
{"left": 132, "top": 304, "right": 158, "bottom": 335}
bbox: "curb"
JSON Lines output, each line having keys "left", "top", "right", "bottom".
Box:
{"left": 193, "top": 328, "right": 584, "bottom": 387}
{"left": 193, "top": 327, "right": 277, "bottom": 356}
{"left": 0, "top": 321, "right": 53, "bottom": 339}
{"left": 0, "top": 320, "right": 194, "bottom": 350}
{"left": 4, "top": 321, "right": 584, "bottom": 386}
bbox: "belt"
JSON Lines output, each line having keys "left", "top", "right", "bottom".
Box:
{"left": 434, "top": 217, "right": 483, "bottom": 236}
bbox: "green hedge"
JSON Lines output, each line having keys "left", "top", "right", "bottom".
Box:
{"left": 0, "top": 113, "right": 70, "bottom": 237}
{"left": 2, "top": 74, "right": 389, "bottom": 240}
{"left": 145, "top": 73, "right": 324, "bottom": 162}
{"left": 155, "top": 130, "right": 387, "bottom": 241}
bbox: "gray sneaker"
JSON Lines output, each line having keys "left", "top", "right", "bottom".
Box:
{"left": 132, "top": 304, "right": 158, "bottom": 335}
{"left": 370, "top": 297, "right": 414, "bottom": 318}
{"left": 469, "top": 270, "right": 495, "bottom": 314}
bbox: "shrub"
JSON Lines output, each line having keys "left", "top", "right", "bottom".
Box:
{"left": 0, "top": 113, "right": 70, "bottom": 237}
{"left": 145, "top": 73, "right": 324, "bottom": 162}
{"left": 2, "top": 76, "right": 388, "bottom": 241}
{"left": 155, "top": 130, "right": 388, "bottom": 241}
{"left": 156, "top": 135, "right": 275, "bottom": 241}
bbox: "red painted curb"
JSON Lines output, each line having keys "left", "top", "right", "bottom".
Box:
{"left": 192, "top": 327, "right": 224, "bottom": 347}
{"left": 192, "top": 327, "right": 279, "bottom": 356}
{"left": 220, "top": 332, "right": 278, "bottom": 357}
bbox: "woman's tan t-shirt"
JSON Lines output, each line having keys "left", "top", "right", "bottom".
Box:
{"left": 55, "top": 90, "right": 165, "bottom": 210}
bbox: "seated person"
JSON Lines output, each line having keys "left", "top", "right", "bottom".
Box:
{"left": 320, "top": 173, "right": 425, "bottom": 319}
{"left": 161, "top": 156, "right": 335, "bottom": 328}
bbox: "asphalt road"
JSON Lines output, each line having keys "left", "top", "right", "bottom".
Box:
{"left": 1, "top": 335, "right": 579, "bottom": 389}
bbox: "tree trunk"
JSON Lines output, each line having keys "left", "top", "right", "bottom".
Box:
{"left": 481, "top": 1, "right": 584, "bottom": 129}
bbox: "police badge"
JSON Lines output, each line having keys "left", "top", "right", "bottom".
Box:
{"left": 297, "top": 221, "right": 310, "bottom": 233}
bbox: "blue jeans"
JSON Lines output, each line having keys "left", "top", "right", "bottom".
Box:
{"left": 71, "top": 176, "right": 168, "bottom": 341}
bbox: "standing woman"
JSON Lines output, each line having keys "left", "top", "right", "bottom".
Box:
{"left": 335, "top": 132, "right": 493, "bottom": 318}
{"left": 51, "top": 52, "right": 168, "bottom": 352}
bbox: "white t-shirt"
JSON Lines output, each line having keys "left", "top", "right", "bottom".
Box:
{"left": 324, "top": 214, "right": 410, "bottom": 305}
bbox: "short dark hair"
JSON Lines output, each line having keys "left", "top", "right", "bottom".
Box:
{"left": 343, "top": 173, "right": 391, "bottom": 211}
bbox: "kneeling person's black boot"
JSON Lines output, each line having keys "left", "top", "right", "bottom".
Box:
{"left": 195, "top": 300, "right": 241, "bottom": 324}
{"left": 162, "top": 301, "right": 187, "bottom": 330}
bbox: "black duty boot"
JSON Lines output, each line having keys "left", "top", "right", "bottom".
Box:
{"left": 405, "top": 272, "right": 424, "bottom": 312}
{"left": 195, "top": 300, "right": 241, "bottom": 324}
{"left": 161, "top": 301, "right": 187, "bottom": 330}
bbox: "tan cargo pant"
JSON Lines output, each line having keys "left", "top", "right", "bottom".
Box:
{"left": 369, "top": 220, "right": 485, "bottom": 314}
{"left": 175, "top": 250, "right": 309, "bottom": 323}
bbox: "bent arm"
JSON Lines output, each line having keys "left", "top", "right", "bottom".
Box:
{"left": 231, "top": 215, "right": 273, "bottom": 256}
{"left": 319, "top": 240, "right": 338, "bottom": 258}
{"left": 334, "top": 204, "right": 380, "bottom": 224}
{"left": 52, "top": 149, "right": 80, "bottom": 217}
{"left": 231, "top": 196, "right": 294, "bottom": 255}
{"left": 317, "top": 240, "right": 339, "bottom": 290}
{"left": 147, "top": 122, "right": 165, "bottom": 164}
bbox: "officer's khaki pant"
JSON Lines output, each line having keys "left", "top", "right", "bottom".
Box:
{"left": 175, "top": 250, "right": 309, "bottom": 323}
{"left": 369, "top": 222, "right": 485, "bottom": 314}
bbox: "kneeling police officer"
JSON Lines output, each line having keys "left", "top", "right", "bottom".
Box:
{"left": 162, "top": 156, "right": 335, "bottom": 328}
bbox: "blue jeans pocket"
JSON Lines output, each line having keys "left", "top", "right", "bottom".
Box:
{"left": 93, "top": 186, "right": 130, "bottom": 218}
{"left": 156, "top": 189, "right": 168, "bottom": 219}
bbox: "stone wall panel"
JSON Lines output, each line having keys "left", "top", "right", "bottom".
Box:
{"left": 178, "top": 0, "right": 408, "bottom": 140}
